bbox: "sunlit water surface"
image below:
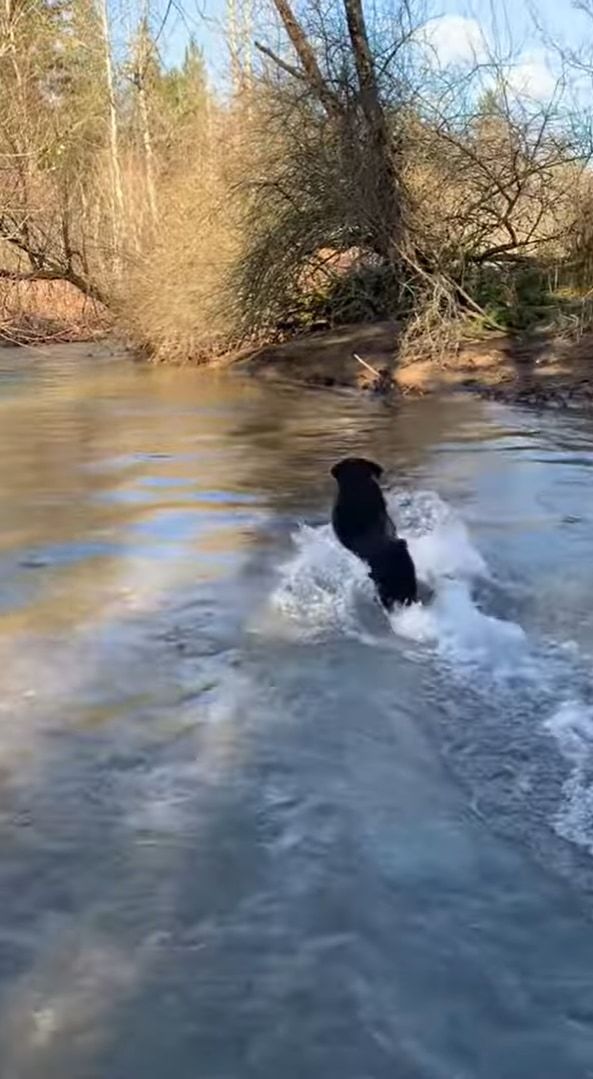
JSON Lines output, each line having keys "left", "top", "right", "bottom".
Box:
{"left": 1, "top": 344, "right": 593, "bottom": 1077}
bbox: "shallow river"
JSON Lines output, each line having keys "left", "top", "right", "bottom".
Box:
{"left": 1, "top": 344, "right": 593, "bottom": 1078}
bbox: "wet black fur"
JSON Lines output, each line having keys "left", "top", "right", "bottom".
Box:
{"left": 330, "top": 456, "right": 418, "bottom": 609}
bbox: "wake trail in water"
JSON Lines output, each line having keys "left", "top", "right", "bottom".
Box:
{"left": 270, "top": 489, "right": 593, "bottom": 858}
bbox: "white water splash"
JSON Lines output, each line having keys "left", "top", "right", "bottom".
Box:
{"left": 544, "top": 701, "right": 593, "bottom": 855}
{"left": 388, "top": 492, "right": 526, "bottom": 670}
{"left": 270, "top": 523, "right": 372, "bottom": 639}
{"left": 271, "top": 490, "right": 525, "bottom": 673}
{"left": 272, "top": 489, "right": 593, "bottom": 858}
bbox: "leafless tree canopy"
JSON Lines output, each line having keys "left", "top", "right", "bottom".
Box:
{"left": 237, "top": 0, "right": 593, "bottom": 352}
{"left": 1, "top": 0, "right": 593, "bottom": 355}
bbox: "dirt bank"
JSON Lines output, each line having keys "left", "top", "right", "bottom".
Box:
{"left": 230, "top": 321, "right": 593, "bottom": 409}
{"left": 8, "top": 312, "right": 592, "bottom": 411}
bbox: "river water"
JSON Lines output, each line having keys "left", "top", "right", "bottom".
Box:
{"left": 1, "top": 344, "right": 593, "bottom": 1078}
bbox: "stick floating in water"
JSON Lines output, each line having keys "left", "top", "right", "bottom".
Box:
{"left": 353, "top": 352, "right": 382, "bottom": 379}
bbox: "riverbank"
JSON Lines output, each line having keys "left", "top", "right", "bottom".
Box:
{"left": 230, "top": 321, "right": 593, "bottom": 409}
{"left": 6, "top": 316, "right": 593, "bottom": 411}
{"left": 0, "top": 280, "right": 110, "bottom": 346}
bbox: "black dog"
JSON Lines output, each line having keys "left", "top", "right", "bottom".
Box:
{"left": 330, "top": 457, "right": 417, "bottom": 609}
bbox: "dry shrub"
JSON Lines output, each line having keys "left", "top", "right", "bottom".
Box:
{"left": 566, "top": 172, "right": 593, "bottom": 287}
{"left": 403, "top": 114, "right": 582, "bottom": 269}
{"left": 2, "top": 0, "right": 593, "bottom": 364}
{"left": 118, "top": 112, "right": 250, "bottom": 363}
{"left": 229, "top": 95, "right": 404, "bottom": 337}
{"left": 396, "top": 271, "right": 465, "bottom": 364}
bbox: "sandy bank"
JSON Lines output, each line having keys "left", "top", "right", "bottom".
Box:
{"left": 230, "top": 321, "right": 593, "bottom": 409}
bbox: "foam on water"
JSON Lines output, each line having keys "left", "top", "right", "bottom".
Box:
{"left": 270, "top": 522, "right": 372, "bottom": 639}
{"left": 272, "top": 490, "right": 525, "bottom": 673}
{"left": 544, "top": 701, "right": 593, "bottom": 855}
{"left": 271, "top": 489, "right": 593, "bottom": 857}
{"left": 388, "top": 492, "right": 527, "bottom": 671}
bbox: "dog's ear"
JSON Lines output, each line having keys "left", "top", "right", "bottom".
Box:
{"left": 367, "top": 459, "right": 383, "bottom": 479}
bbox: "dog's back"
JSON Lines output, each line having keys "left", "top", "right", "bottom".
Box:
{"left": 332, "top": 473, "right": 393, "bottom": 562}
{"left": 331, "top": 456, "right": 417, "bottom": 608}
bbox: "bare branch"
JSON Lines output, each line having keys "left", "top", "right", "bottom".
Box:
{"left": 254, "top": 40, "right": 307, "bottom": 83}
{"left": 268, "top": 0, "right": 342, "bottom": 115}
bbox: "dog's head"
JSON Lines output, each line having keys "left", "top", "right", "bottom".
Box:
{"left": 330, "top": 457, "right": 383, "bottom": 484}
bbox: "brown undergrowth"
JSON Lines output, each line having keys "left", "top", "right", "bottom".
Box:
{"left": 0, "top": 280, "right": 111, "bottom": 346}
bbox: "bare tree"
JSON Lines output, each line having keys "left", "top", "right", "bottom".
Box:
{"left": 98, "top": 0, "right": 125, "bottom": 270}
{"left": 126, "top": 11, "right": 159, "bottom": 228}
{"left": 226, "top": 0, "right": 593, "bottom": 351}
{"left": 0, "top": 0, "right": 110, "bottom": 301}
{"left": 255, "top": 0, "right": 404, "bottom": 262}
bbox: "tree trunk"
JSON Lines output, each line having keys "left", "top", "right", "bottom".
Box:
{"left": 134, "top": 16, "right": 158, "bottom": 227}
{"left": 138, "top": 78, "right": 158, "bottom": 224}
{"left": 342, "top": 0, "right": 402, "bottom": 263}
{"left": 227, "top": 0, "right": 242, "bottom": 93}
{"left": 269, "top": 0, "right": 341, "bottom": 116}
{"left": 265, "top": 0, "right": 402, "bottom": 262}
{"left": 98, "top": 0, "right": 125, "bottom": 273}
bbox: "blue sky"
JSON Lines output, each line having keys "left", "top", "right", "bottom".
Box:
{"left": 121, "top": 0, "right": 593, "bottom": 89}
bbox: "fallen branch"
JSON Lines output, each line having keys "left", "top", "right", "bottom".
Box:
{"left": 0, "top": 265, "right": 108, "bottom": 306}
{"left": 0, "top": 267, "right": 66, "bottom": 282}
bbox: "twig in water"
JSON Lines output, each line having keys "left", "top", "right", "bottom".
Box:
{"left": 353, "top": 351, "right": 382, "bottom": 378}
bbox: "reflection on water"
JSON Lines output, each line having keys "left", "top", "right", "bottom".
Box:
{"left": 1, "top": 344, "right": 593, "bottom": 1078}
